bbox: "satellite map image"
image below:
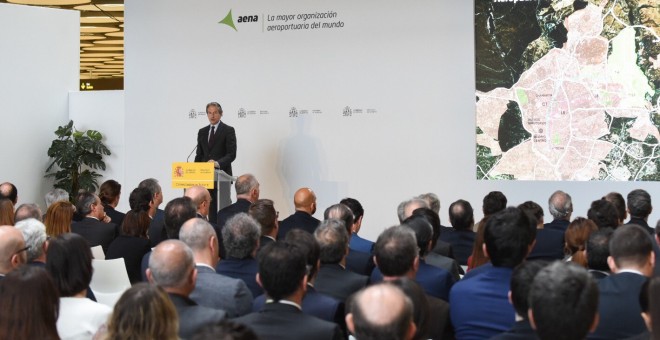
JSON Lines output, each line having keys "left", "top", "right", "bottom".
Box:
{"left": 475, "top": 0, "right": 660, "bottom": 180}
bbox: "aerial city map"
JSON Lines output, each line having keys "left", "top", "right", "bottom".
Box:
{"left": 475, "top": 0, "right": 660, "bottom": 180}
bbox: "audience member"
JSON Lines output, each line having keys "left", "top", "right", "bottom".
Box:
{"left": 417, "top": 192, "right": 441, "bottom": 215}
{"left": 217, "top": 213, "right": 262, "bottom": 298}
{"left": 411, "top": 208, "right": 460, "bottom": 277}
{"left": 99, "top": 179, "right": 125, "bottom": 227}
{"left": 180, "top": 218, "right": 253, "bottom": 317}
{"left": 544, "top": 190, "right": 573, "bottom": 232}
{"left": 0, "top": 225, "right": 27, "bottom": 277}
{"left": 138, "top": 178, "right": 164, "bottom": 221}
{"left": 388, "top": 278, "right": 431, "bottom": 340}
{"left": 634, "top": 278, "right": 653, "bottom": 340}
{"left": 14, "top": 218, "right": 48, "bottom": 266}
{"left": 482, "top": 191, "right": 507, "bottom": 217}
{"left": 450, "top": 207, "right": 536, "bottom": 339}
{"left": 325, "top": 203, "right": 375, "bottom": 276}
{"left": 529, "top": 262, "right": 599, "bottom": 340}
{"left": 625, "top": 189, "right": 654, "bottom": 234}
{"left": 441, "top": 199, "right": 476, "bottom": 265}
{"left": 346, "top": 283, "right": 416, "bottom": 340}
{"left": 277, "top": 187, "right": 319, "bottom": 239}
{"left": 185, "top": 185, "right": 213, "bottom": 223}
{"left": 46, "top": 233, "right": 111, "bottom": 339}
{"left": 191, "top": 320, "right": 259, "bottom": 340}
{"left": 314, "top": 219, "right": 369, "bottom": 302}
{"left": 519, "top": 201, "right": 564, "bottom": 261}
{"left": 0, "top": 182, "right": 18, "bottom": 204}
{"left": 341, "top": 197, "right": 374, "bottom": 254}
{"left": 147, "top": 240, "right": 226, "bottom": 338}
{"left": 602, "top": 192, "right": 626, "bottom": 226}
{"left": 468, "top": 191, "right": 509, "bottom": 270}
{"left": 71, "top": 191, "right": 117, "bottom": 253}
{"left": 217, "top": 174, "right": 260, "bottom": 228}
{"left": 0, "top": 266, "right": 59, "bottom": 340}
{"left": 44, "top": 187, "right": 69, "bottom": 209}
{"left": 14, "top": 203, "right": 42, "bottom": 222}
{"left": 587, "top": 199, "right": 619, "bottom": 230}
{"left": 565, "top": 217, "right": 598, "bottom": 267}
{"left": 44, "top": 200, "right": 74, "bottom": 237}
{"left": 590, "top": 225, "right": 654, "bottom": 339}
{"left": 397, "top": 197, "right": 429, "bottom": 223}
{"left": 249, "top": 198, "right": 278, "bottom": 251}
{"left": 234, "top": 242, "right": 343, "bottom": 340}
{"left": 103, "top": 283, "right": 179, "bottom": 340}
{"left": 0, "top": 199, "right": 14, "bottom": 225}
{"left": 585, "top": 229, "right": 613, "bottom": 281}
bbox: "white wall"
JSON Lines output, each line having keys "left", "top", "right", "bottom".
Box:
{"left": 123, "top": 0, "right": 659, "bottom": 241}
{"left": 0, "top": 4, "right": 79, "bottom": 212}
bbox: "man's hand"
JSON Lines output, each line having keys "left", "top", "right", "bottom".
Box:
{"left": 207, "top": 159, "right": 220, "bottom": 168}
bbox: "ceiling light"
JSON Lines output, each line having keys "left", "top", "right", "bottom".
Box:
{"left": 80, "top": 43, "right": 94, "bottom": 47}
{"left": 80, "top": 16, "right": 124, "bottom": 24}
{"left": 80, "top": 58, "right": 114, "bottom": 62}
{"left": 80, "top": 26, "right": 119, "bottom": 33}
{"left": 80, "top": 52, "right": 122, "bottom": 57}
{"left": 74, "top": 4, "right": 124, "bottom": 11}
{"left": 94, "top": 39, "right": 123, "bottom": 45}
{"left": 80, "top": 35, "right": 106, "bottom": 41}
{"left": 105, "top": 32, "right": 123, "bottom": 38}
{"left": 83, "top": 46, "right": 124, "bottom": 51}
{"left": 104, "top": 61, "right": 124, "bottom": 64}
{"left": 8, "top": 0, "right": 90, "bottom": 5}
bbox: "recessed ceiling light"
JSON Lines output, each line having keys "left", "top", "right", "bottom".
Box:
{"left": 80, "top": 58, "right": 114, "bottom": 62}
{"left": 94, "top": 39, "right": 124, "bottom": 45}
{"left": 104, "top": 61, "right": 124, "bottom": 64}
{"left": 80, "top": 16, "right": 124, "bottom": 24}
{"left": 105, "top": 32, "right": 124, "bottom": 38}
{"left": 8, "top": 0, "right": 90, "bottom": 5}
{"left": 74, "top": 4, "right": 124, "bottom": 11}
{"left": 80, "top": 43, "right": 94, "bottom": 47}
{"left": 83, "top": 46, "right": 124, "bottom": 51}
{"left": 80, "top": 52, "right": 123, "bottom": 57}
{"left": 95, "top": 65, "right": 124, "bottom": 69}
{"left": 80, "top": 26, "right": 119, "bottom": 33}
{"left": 80, "top": 35, "right": 106, "bottom": 41}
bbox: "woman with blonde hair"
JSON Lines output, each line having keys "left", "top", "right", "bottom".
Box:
{"left": 44, "top": 200, "right": 74, "bottom": 237}
{"left": 564, "top": 217, "right": 598, "bottom": 267}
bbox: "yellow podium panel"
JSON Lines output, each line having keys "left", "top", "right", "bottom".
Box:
{"left": 171, "top": 162, "right": 215, "bottom": 189}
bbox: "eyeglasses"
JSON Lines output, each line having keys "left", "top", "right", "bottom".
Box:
{"left": 11, "top": 246, "right": 30, "bottom": 260}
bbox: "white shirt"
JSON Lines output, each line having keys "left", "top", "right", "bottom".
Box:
{"left": 57, "top": 297, "right": 112, "bottom": 340}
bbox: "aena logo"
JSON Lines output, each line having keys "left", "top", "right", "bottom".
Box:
{"left": 219, "top": 9, "right": 258, "bottom": 31}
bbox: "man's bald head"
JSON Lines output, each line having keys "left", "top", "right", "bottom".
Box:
{"left": 0, "top": 182, "right": 17, "bottom": 204}
{"left": 0, "top": 226, "right": 27, "bottom": 274}
{"left": 147, "top": 240, "right": 196, "bottom": 294}
{"left": 294, "top": 188, "right": 317, "bottom": 214}
{"left": 184, "top": 185, "right": 211, "bottom": 216}
{"left": 347, "top": 283, "right": 415, "bottom": 340}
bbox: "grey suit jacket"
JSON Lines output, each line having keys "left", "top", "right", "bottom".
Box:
{"left": 189, "top": 265, "right": 253, "bottom": 317}
{"left": 169, "top": 293, "right": 226, "bottom": 339}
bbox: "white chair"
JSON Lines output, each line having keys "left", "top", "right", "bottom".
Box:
{"left": 89, "top": 258, "right": 131, "bottom": 308}
{"left": 90, "top": 245, "right": 105, "bottom": 260}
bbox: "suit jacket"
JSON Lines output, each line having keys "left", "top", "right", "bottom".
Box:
{"left": 450, "top": 265, "right": 515, "bottom": 339}
{"left": 215, "top": 257, "right": 262, "bottom": 298}
{"left": 544, "top": 218, "right": 570, "bottom": 233}
{"left": 349, "top": 233, "right": 374, "bottom": 254}
{"left": 194, "top": 121, "right": 236, "bottom": 175}
{"left": 345, "top": 249, "right": 375, "bottom": 277}
{"left": 425, "top": 252, "right": 462, "bottom": 281}
{"left": 235, "top": 302, "right": 343, "bottom": 340}
{"left": 252, "top": 285, "right": 344, "bottom": 325}
{"left": 588, "top": 272, "right": 648, "bottom": 340}
{"left": 71, "top": 217, "right": 118, "bottom": 253}
{"left": 588, "top": 269, "right": 610, "bottom": 282}
{"left": 490, "top": 319, "right": 539, "bottom": 340}
{"left": 189, "top": 265, "right": 253, "bottom": 317}
{"left": 439, "top": 228, "right": 476, "bottom": 266}
{"left": 105, "top": 235, "right": 151, "bottom": 284}
{"left": 169, "top": 293, "right": 226, "bottom": 339}
{"left": 147, "top": 218, "right": 167, "bottom": 248}
{"left": 371, "top": 261, "right": 454, "bottom": 302}
{"left": 216, "top": 198, "right": 251, "bottom": 228}
{"left": 626, "top": 218, "right": 654, "bottom": 234}
{"left": 527, "top": 228, "right": 565, "bottom": 261}
{"left": 258, "top": 235, "right": 276, "bottom": 252}
{"left": 315, "top": 263, "right": 369, "bottom": 302}
{"left": 427, "top": 293, "right": 454, "bottom": 340}
{"left": 431, "top": 240, "right": 454, "bottom": 259}
{"left": 277, "top": 211, "right": 321, "bottom": 240}
{"left": 103, "top": 204, "right": 125, "bottom": 227}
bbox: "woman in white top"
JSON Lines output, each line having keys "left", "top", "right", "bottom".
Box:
{"left": 47, "top": 233, "right": 112, "bottom": 340}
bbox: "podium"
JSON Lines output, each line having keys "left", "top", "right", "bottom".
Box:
{"left": 171, "top": 162, "right": 237, "bottom": 214}
{"left": 215, "top": 169, "right": 236, "bottom": 210}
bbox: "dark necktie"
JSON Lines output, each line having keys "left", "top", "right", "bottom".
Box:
{"left": 209, "top": 125, "right": 216, "bottom": 146}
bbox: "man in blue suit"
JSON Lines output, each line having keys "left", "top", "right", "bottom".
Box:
{"left": 341, "top": 197, "right": 374, "bottom": 254}
{"left": 325, "top": 203, "right": 374, "bottom": 277}
{"left": 544, "top": 190, "right": 573, "bottom": 233}
{"left": 450, "top": 207, "right": 536, "bottom": 340}
{"left": 216, "top": 213, "right": 263, "bottom": 298}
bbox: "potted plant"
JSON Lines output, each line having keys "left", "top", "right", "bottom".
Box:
{"left": 45, "top": 120, "right": 111, "bottom": 202}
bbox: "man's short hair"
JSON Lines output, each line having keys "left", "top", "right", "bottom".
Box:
{"left": 397, "top": 198, "right": 429, "bottom": 223}
{"left": 609, "top": 224, "right": 653, "bottom": 268}
{"left": 138, "top": 178, "right": 162, "bottom": 198}
{"left": 548, "top": 190, "right": 572, "bottom": 220}
{"left": 285, "top": 229, "right": 321, "bottom": 281}
{"left": 627, "top": 189, "right": 652, "bottom": 219}
{"left": 163, "top": 197, "right": 197, "bottom": 239}
{"left": 374, "top": 226, "right": 418, "bottom": 277}
{"left": 324, "top": 204, "right": 354, "bottom": 235}
{"left": 340, "top": 197, "right": 364, "bottom": 221}
{"left": 402, "top": 215, "right": 433, "bottom": 257}
{"left": 348, "top": 282, "right": 414, "bottom": 340}
{"left": 510, "top": 260, "right": 549, "bottom": 318}
{"left": 314, "top": 219, "right": 348, "bottom": 264}
{"left": 14, "top": 218, "right": 47, "bottom": 262}
{"left": 529, "top": 262, "right": 598, "bottom": 340}
{"left": 44, "top": 188, "right": 69, "bottom": 208}
{"left": 179, "top": 218, "right": 216, "bottom": 252}
{"left": 222, "top": 213, "right": 260, "bottom": 259}
{"left": 257, "top": 242, "right": 307, "bottom": 301}
{"left": 603, "top": 192, "right": 626, "bottom": 222}
{"left": 148, "top": 240, "right": 195, "bottom": 288}
{"left": 410, "top": 208, "right": 441, "bottom": 248}
{"left": 484, "top": 207, "right": 536, "bottom": 268}
{"left": 448, "top": 199, "right": 474, "bottom": 231}
{"left": 417, "top": 193, "right": 440, "bottom": 214}
{"left": 587, "top": 199, "right": 619, "bottom": 230}
{"left": 482, "top": 191, "right": 507, "bottom": 216}
{"left": 206, "top": 101, "right": 223, "bottom": 113}
{"left": 249, "top": 199, "right": 277, "bottom": 235}
{"left": 0, "top": 182, "right": 18, "bottom": 204}
{"left": 517, "top": 201, "right": 544, "bottom": 226}
{"left": 586, "top": 229, "right": 613, "bottom": 272}
{"left": 99, "top": 179, "right": 122, "bottom": 205}
{"left": 235, "top": 174, "right": 258, "bottom": 196}
{"left": 75, "top": 191, "right": 97, "bottom": 216}
{"left": 14, "top": 203, "right": 42, "bottom": 223}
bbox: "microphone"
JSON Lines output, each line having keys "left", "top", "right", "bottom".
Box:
{"left": 186, "top": 145, "right": 197, "bottom": 162}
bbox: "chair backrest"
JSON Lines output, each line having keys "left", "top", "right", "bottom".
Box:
{"left": 90, "top": 258, "right": 131, "bottom": 308}
{"left": 90, "top": 245, "right": 105, "bottom": 260}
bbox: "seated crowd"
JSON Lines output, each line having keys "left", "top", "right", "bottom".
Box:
{"left": 0, "top": 178, "right": 659, "bottom": 340}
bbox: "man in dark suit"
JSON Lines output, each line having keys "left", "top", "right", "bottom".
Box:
{"left": 195, "top": 102, "right": 237, "bottom": 223}
{"left": 341, "top": 197, "right": 375, "bottom": 254}
{"left": 234, "top": 242, "right": 343, "bottom": 340}
{"left": 216, "top": 174, "right": 259, "bottom": 228}
{"left": 324, "top": 203, "right": 375, "bottom": 276}
{"left": 544, "top": 190, "right": 573, "bottom": 232}
{"left": 398, "top": 197, "right": 455, "bottom": 259}
{"left": 216, "top": 213, "right": 263, "bottom": 298}
{"left": 314, "top": 219, "right": 369, "bottom": 302}
{"left": 248, "top": 199, "right": 278, "bottom": 251}
{"left": 184, "top": 185, "right": 222, "bottom": 242}
{"left": 589, "top": 225, "right": 654, "bottom": 340}
{"left": 441, "top": 199, "right": 476, "bottom": 266}
{"left": 625, "top": 189, "right": 654, "bottom": 234}
{"left": 146, "top": 239, "right": 226, "bottom": 339}
{"left": 346, "top": 283, "right": 416, "bottom": 340}
{"left": 277, "top": 187, "right": 320, "bottom": 239}
{"left": 586, "top": 229, "right": 612, "bottom": 281}
{"left": 180, "top": 218, "right": 253, "bottom": 317}
{"left": 519, "top": 201, "right": 564, "bottom": 261}
{"left": 138, "top": 178, "right": 167, "bottom": 247}
{"left": 71, "top": 191, "right": 117, "bottom": 253}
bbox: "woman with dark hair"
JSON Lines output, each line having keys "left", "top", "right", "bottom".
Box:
{"left": 44, "top": 200, "right": 75, "bottom": 237}
{"left": 0, "top": 266, "right": 60, "bottom": 339}
{"left": 46, "top": 233, "right": 111, "bottom": 339}
{"left": 101, "top": 283, "right": 179, "bottom": 340}
{"left": 564, "top": 217, "right": 598, "bottom": 267}
{"left": 105, "top": 188, "right": 152, "bottom": 284}
{"left": 99, "top": 180, "right": 125, "bottom": 227}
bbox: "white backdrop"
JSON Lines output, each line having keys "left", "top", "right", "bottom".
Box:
{"left": 124, "top": 0, "right": 659, "bottom": 241}
{"left": 0, "top": 4, "right": 78, "bottom": 212}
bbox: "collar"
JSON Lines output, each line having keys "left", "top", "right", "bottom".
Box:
{"left": 196, "top": 263, "right": 216, "bottom": 272}
{"left": 210, "top": 122, "right": 220, "bottom": 130}
{"left": 265, "top": 299, "right": 302, "bottom": 310}
{"left": 263, "top": 235, "right": 276, "bottom": 241}
{"left": 617, "top": 269, "right": 644, "bottom": 276}
{"left": 86, "top": 216, "right": 100, "bottom": 221}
